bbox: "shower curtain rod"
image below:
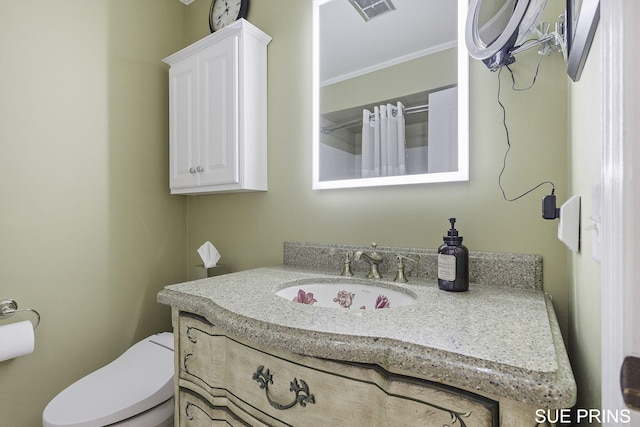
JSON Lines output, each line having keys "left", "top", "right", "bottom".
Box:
{"left": 320, "top": 103, "right": 429, "bottom": 135}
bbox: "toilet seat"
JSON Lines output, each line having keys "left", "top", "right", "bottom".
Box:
{"left": 43, "top": 332, "right": 175, "bottom": 427}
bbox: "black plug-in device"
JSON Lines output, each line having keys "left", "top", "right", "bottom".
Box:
{"left": 542, "top": 192, "right": 560, "bottom": 220}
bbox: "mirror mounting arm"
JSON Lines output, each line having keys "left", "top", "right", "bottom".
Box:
{"left": 510, "top": 17, "right": 567, "bottom": 59}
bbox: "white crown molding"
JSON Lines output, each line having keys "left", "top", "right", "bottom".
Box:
{"left": 320, "top": 40, "right": 457, "bottom": 87}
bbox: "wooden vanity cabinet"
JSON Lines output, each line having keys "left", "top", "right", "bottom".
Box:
{"left": 163, "top": 19, "right": 271, "bottom": 195}
{"left": 172, "top": 311, "right": 500, "bottom": 427}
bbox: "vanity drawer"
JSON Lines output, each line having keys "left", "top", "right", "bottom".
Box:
{"left": 229, "top": 345, "right": 497, "bottom": 426}
{"left": 178, "top": 313, "right": 224, "bottom": 390}
{"left": 179, "top": 387, "right": 280, "bottom": 427}
{"left": 177, "top": 313, "right": 497, "bottom": 427}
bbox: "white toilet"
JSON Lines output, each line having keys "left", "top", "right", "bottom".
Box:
{"left": 43, "top": 332, "right": 175, "bottom": 427}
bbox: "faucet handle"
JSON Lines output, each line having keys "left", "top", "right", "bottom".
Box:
{"left": 339, "top": 251, "right": 354, "bottom": 277}
{"left": 328, "top": 249, "right": 354, "bottom": 277}
{"left": 394, "top": 255, "right": 417, "bottom": 283}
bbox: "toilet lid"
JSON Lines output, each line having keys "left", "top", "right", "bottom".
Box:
{"left": 43, "top": 332, "right": 174, "bottom": 427}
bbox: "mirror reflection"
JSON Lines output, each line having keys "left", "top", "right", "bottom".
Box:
{"left": 313, "top": 0, "right": 469, "bottom": 189}
{"left": 475, "top": 0, "right": 515, "bottom": 45}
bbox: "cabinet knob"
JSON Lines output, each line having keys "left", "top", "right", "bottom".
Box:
{"left": 189, "top": 167, "right": 196, "bottom": 174}
{"left": 196, "top": 166, "right": 204, "bottom": 173}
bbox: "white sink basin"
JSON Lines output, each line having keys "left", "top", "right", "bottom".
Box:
{"left": 276, "top": 280, "right": 415, "bottom": 309}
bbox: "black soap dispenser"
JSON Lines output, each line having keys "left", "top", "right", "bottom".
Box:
{"left": 438, "top": 218, "right": 469, "bottom": 292}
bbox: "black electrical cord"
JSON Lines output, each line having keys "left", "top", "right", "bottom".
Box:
{"left": 496, "top": 58, "right": 555, "bottom": 202}
{"left": 506, "top": 51, "right": 544, "bottom": 91}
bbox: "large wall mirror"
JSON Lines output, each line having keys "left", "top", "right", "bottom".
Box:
{"left": 312, "top": 0, "right": 469, "bottom": 190}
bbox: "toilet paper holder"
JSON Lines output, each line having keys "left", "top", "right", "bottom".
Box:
{"left": 0, "top": 299, "right": 40, "bottom": 329}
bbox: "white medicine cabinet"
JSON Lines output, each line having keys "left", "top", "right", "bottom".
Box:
{"left": 163, "top": 19, "right": 271, "bottom": 195}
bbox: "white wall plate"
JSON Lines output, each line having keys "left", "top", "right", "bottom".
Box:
{"left": 558, "top": 195, "right": 581, "bottom": 252}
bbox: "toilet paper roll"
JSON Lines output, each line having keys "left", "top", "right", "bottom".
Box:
{"left": 0, "top": 321, "right": 35, "bottom": 363}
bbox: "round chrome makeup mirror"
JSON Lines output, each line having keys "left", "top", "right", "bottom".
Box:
{"left": 466, "top": 0, "right": 548, "bottom": 70}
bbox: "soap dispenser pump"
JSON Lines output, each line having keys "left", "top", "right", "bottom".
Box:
{"left": 438, "top": 218, "right": 469, "bottom": 292}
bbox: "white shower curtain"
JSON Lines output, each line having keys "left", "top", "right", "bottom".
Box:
{"left": 361, "top": 102, "right": 406, "bottom": 178}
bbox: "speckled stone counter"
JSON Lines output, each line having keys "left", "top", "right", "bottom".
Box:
{"left": 158, "top": 245, "right": 575, "bottom": 409}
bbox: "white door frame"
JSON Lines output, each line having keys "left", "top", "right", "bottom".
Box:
{"left": 601, "top": 0, "right": 640, "bottom": 423}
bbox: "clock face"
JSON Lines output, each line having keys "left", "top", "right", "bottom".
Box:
{"left": 210, "top": 0, "right": 249, "bottom": 32}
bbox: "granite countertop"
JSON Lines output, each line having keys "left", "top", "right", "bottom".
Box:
{"left": 158, "top": 265, "right": 576, "bottom": 409}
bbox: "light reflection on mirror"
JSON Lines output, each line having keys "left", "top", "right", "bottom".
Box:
{"left": 312, "top": 0, "right": 469, "bottom": 190}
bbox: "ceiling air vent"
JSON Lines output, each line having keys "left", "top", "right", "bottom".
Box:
{"left": 348, "top": 0, "right": 396, "bottom": 22}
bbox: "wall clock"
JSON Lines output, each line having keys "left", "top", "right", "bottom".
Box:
{"left": 209, "top": 0, "right": 249, "bottom": 32}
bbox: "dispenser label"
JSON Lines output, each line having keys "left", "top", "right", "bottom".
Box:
{"left": 438, "top": 254, "right": 456, "bottom": 281}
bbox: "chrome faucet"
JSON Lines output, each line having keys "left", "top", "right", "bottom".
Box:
{"left": 354, "top": 243, "right": 384, "bottom": 279}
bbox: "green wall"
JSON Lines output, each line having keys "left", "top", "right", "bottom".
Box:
{"left": 0, "top": 1, "right": 188, "bottom": 425}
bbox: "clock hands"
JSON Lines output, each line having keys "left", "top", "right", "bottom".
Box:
{"left": 215, "top": 1, "right": 228, "bottom": 19}
{"left": 211, "top": 0, "right": 242, "bottom": 31}
{"left": 214, "top": 0, "right": 229, "bottom": 28}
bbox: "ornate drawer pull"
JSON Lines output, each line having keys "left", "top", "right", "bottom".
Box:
{"left": 252, "top": 365, "right": 315, "bottom": 410}
{"left": 186, "top": 325, "right": 213, "bottom": 343}
{"left": 185, "top": 402, "right": 214, "bottom": 421}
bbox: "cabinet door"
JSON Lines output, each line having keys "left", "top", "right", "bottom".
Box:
{"left": 199, "top": 35, "right": 239, "bottom": 186}
{"left": 169, "top": 55, "right": 199, "bottom": 189}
